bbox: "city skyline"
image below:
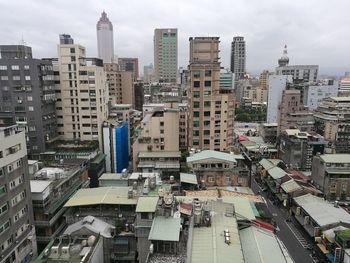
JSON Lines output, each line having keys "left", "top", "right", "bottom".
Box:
{"left": 0, "top": 0, "right": 349, "bottom": 76}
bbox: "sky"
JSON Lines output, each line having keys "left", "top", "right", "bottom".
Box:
{"left": 1, "top": 0, "right": 349, "bottom": 76}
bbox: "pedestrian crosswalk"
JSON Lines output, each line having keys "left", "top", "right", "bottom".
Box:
{"left": 285, "top": 221, "right": 310, "bottom": 249}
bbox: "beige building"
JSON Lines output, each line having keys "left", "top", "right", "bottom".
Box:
{"left": 104, "top": 63, "right": 134, "bottom": 106}
{"left": 188, "top": 37, "right": 235, "bottom": 152}
{"left": 132, "top": 102, "right": 180, "bottom": 176}
{"left": 55, "top": 35, "right": 108, "bottom": 148}
{"left": 259, "top": 70, "right": 270, "bottom": 90}
{"left": 244, "top": 86, "right": 268, "bottom": 103}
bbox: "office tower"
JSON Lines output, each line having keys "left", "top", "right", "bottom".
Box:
{"left": 154, "top": 28, "right": 178, "bottom": 83}
{"left": 188, "top": 37, "right": 235, "bottom": 151}
{"left": 55, "top": 35, "right": 108, "bottom": 149}
{"left": 0, "top": 45, "right": 57, "bottom": 158}
{"left": 104, "top": 63, "right": 134, "bottom": 106}
{"left": 134, "top": 82, "right": 144, "bottom": 111}
{"left": 118, "top": 57, "right": 139, "bottom": 80}
{"left": 0, "top": 124, "right": 37, "bottom": 262}
{"left": 97, "top": 11, "right": 114, "bottom": 63}
{"left": 230, "top": 36, "right": 246, "bottom": 81}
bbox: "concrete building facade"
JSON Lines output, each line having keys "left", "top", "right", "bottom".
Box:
{"left": 306, "top": 81, "right": 339, "bottom": 110}
{"left": 154, "top": 29, "right": 178, "bottom": 83}
{"left": 187, "top": 37, "right": 235, "bottom": 152}
{"left": 0, "top": 45, "right": 57, "bottom": 158}
{"left": 118, "top": 57, "right": 139, "bottom": 80}
{"left": 230, "top": 36, "right": 246, "bottom": 81}
{"left": 97, "top": 11, "right": 114, "bottom": 63}
{"left": 54, "top": 35, "right": 108, "bottom": 148}
{"left": 0, "top": 125, "right": 37, "bottom": 263}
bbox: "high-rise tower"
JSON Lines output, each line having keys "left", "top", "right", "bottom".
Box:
{"left": 188, "top": 37, "right": 235, "bottom": 151}
{"left": 230, "top": 36, "right": 246, "bottom": 81}
{"left": 154, "top": 28, "right": 178, "bottom": 83}
{"left": 97, "top": 11, "right": 114, "bottom": 63}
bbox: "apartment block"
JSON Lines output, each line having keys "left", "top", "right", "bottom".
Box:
{"left": 230, "top": 36, "right": 246, "bottom": 81}
{"left": 104, "top": 63, "right": 134, "bottom": 106}
{"left": 0, "top": 45, "right": 57, "bottom": 158}
{"left": 54, "top": 35, "right": 108, "bottom": 148}
{"left": 154, "top": 29, "right": 178, "bottom": 83}
{"left": 314, "top": 97, "right": 350, "bottom": 153}
{"left": 188, "top": 37, "right": 235, "bottom": 152}
{"left": 118, "top": 57, "right": 139, "bottom": 80}
{"left": 0, "top": 125, "right": 37, "bottom": 263}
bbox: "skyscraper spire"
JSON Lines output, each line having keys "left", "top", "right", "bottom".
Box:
{"left": 278, "top": 44, "right": 289, "bottom": 67}
{"left": 97, "top": 11, "right": 114, "bottom": 63}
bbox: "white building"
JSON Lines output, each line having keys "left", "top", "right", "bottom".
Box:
{"left": 97, "top": 11, "right": 114, "bottom": 63}
{"left": 276, "top": 64, "right": 318, "bottom": 83}
{"left": 267, "top": 75, "right": 292, "bottom": 123}
{"left": 306, "top": 81, "right": 339, "bottom": 110}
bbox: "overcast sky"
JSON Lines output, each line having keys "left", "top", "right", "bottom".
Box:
{"left": 1, "top": 0, "right": 349, "bottom": 76}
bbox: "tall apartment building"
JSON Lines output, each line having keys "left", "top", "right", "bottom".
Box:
{"left": 104, "top": 63, "right": 134, "bottom": 106}
{"left": 230, "top": 36, "right": 246, "bottom": 81}
{"left": 278, "top": 89, "right": 302, "bottom": 131}
{"left": 0, "top": 45, "right": 57, "bottom": 158}
{"left": 188, "top": 37, "right": 235, "bottom": 152}
{"left": 0, "top": 125, "right": 37, "bottom": 262}
{"left": 154, "top": 28, "right": 178, "bottom": 83}
{"left": 132, "top": 103, "right": 180, "bottom": 176}
{"left": 259, "top": 70, "right": 270, "bottom": 90}
{"left": 54, "top": 35, "right": 108, "bottom": 149}
{"left": 143, "top": 63, "right": 154, "bottom": 83}
{"left": 97, "top": 11, "right": 114, "bottom": 63}
{"left": 314, "top": 97, "right": 350, "bottom": 153}
{"left": 179, "top": 102, "right": 188, "bottom": 151}
{"left": 118, "top": 57, "right": 139, "bottom": 80}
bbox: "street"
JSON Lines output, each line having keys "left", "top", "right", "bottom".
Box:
{"left": 251, "top": 171, "right": 315, "bottom": 263}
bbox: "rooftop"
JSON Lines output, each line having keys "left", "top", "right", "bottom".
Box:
{"left": 259, "top": 159, "right": 283, "bottom": 170}
{"left": 63, "top": 216, "right": 115, "bottom": 238}
{"left": 135, "top": 196, "right": 159, "bottom": 213}
{"left": 267, "top": 166, "right": 287, "bottom": 180}
{"left": 280, "top": 179, "right": 302, "bottom": 193}
{"left": 64, "top": 187, "right": 138, "bottom": 207}
{"left": 320, "top": 154, "right": 350, "bottom": 164}
{"left": 30, "top": 180, "right": 51, "bottom": 193}
{"left": 294, "top": 194, "right": 350, "bottom": 227}
{"left": 190, "top": 201, "right": 244, "bottom": 263}
{"left": 239, "top": 226, "right": 293, "bottom": 263}
{"left": 187, "top": 150, "right": 243, "bottom": 163}
{"left": 180, "top": 173, "right": 198, "bottom": 185}
{"left": 148, "top": 216, "right": 181, "bottom": 242}
{"left": 99, "top": 173, "right": 128, "bottom": 181}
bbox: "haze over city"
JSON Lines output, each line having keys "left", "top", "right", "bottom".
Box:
{"left": 1, "top": 0, "right": 349, "bottom": 75}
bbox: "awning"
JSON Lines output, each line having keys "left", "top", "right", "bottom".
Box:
{"left": 317, "top": 243, "right": 330, "bottom": 254}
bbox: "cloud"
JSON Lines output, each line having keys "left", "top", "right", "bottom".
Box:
{"left": 0, "top": 0, "right": 349, "bottom": 75}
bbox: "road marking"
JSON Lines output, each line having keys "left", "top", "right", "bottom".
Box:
{"left": 285, "top": 221, "right": 310, "bottom": 249}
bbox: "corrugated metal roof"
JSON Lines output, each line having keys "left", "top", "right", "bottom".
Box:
{"left": 294, "top": 194, "right": 350, "bottom": 227}
{"left": 148, "top": 216, "right": 181, "bottom": 241}
{"left": 320, "top": 154, "right": 350, "bottom": 164}
{"left": 190, "top": 201, "right": 244, "bottom": 263}
{"left": 180, "top": 173, "right": 198, "bottom": 185}
{"left": 259, "top": 159, "right": 275, "bottom": 170}
{"left": 240, "top": 226, "right": 293, "bottom": 263}
{"left": 187, "top": 150, "right": 241, "bottom": 163}
{"left": 64, "top": 187, "right": 138, "bottom": 207}
{"left": 136, "top": 197, "right": 159, "bottom": 213}
{"left": 267, "top": 166, "right": 287, "bottom": 180}
{"left": 281, "top": 179, "right": 302, "bottom": 193}
{"left": 223, "top": 197, "right": 256, "bottom": 221}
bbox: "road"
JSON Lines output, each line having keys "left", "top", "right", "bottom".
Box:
{"left": 251, "top": 171, "right": 315, "bottom": 263}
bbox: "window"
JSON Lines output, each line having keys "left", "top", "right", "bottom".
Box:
{"left": 193, "top": 91, "right": 200, "bottom": 98}
{"left": 28, "top": 106, "right": 34, "bottom": 111}
{"left": 0, "top": 185, "right": 6, "bottom": 197}
{"left": 70, "top": 48, "right": 75, "bottom": 53}
{"left": 0, "top": 220, "right": 10, "bottom": 235}
{"left": 25, "top": 76, "right": 31, "bottom": 81}
{"left": 27, "top": 96, "right": 33, "bottom": 101}
{"left": 11, "top": 65, "right": 19, "bottom": 70}
{"left": 193, "top": 102, "right": 200, "bottom": 108}
{"left": 204, "top": 101, "right": 211, "bottom": 107}
{"left": 203, "top": 139, "right": 210, "bottom": 144}
{"left": 0, "top": 76, "right": 8, "bottom": 80}
{"left": 0, "top": 203, "right": 8, "bottom": 216}
{"left": 203, "top": 130, "right": 210, "bottom": 135}
{"left": 204, "top": 111, "right": 210, "bottom": 116}
{"left": 193, "top": 121, "right": 199, "bottom": 127}
{"left": 193, "top": 81, "right": 200, "bottom": 88}
{"left": 208, "top": 177, "right": 215, "bottom": 182}
{"left": 193, "top": 71, "right": 200, "bottom": 78}
{"left": 193, "top": 130, "right": 199, "bottom": 136}
{"left": 13, "top": 76, "right": 20, "bottom": 80}
{"left": 205, "top": 70, "right": 211, "bottom": 77}
{"left": 71, "top": 56, "right": 76, "bottom": 62}
{"left": 204, "top": 81, "right": 211, "bottom": 87}
{"left": 204, "top": 91, "right": 211, "bottom": 97}
{"left": 193, "top": 111, "right": 199, "bottom": 117}
{"left": 24, "top": 65, "right": 30, "bottom": 70}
